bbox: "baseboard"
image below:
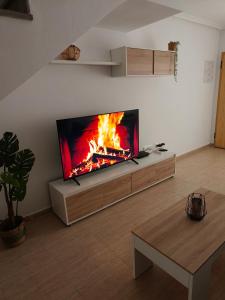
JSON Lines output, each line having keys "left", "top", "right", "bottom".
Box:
{"left": 24, "top": 207, "right": 51, "bottom": 221}
{"left": 176, "top": 144, "right": 213, "bottom": 161}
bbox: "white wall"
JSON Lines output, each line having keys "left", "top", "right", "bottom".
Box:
{"left": 0, "top": 0, "right": 125, "bottom": 101}
{"left": 0, "top": 17, "right": 220, "bottom": 218}
{"left": 126, "top": 19, "right": 221, "bottom": 147}
{"left": 219, "top": 30, "right": 225, "bottom": 49}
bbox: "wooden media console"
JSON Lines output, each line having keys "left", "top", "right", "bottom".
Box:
{"left": 49, "top": 152, "right": 175, "bottom": 226}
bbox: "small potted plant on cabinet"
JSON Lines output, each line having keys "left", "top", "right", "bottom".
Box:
{"left": 168, "top": 41, "right": 180, "bottom": 82}
{"left": 0, "top": 132, "right": 35, "bottom": 247}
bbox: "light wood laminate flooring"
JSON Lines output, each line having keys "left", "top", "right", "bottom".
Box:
{"left": 1, "top": 146, "right": 225, "bottom": 300}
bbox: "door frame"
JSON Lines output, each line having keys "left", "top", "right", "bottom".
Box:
{"left": 215, "top": 52, "right": 225, "bottom": 148}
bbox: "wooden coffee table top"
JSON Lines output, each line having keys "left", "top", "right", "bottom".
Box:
{"left": 132, "top": 188, "right": 225, "bottom": 274}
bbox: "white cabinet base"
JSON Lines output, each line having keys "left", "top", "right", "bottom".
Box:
{"left": 49, "top": 152, "right": 175, "bottom": 225}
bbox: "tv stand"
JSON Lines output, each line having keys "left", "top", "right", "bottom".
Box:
{"left": 131, "top": 158, "right": 139, "bottom": 165}
{"left": 49, "top": 152, "right": 175, "bottom": 226}
{"left": 72, "top": 177, "right": 81, "bottom": 186}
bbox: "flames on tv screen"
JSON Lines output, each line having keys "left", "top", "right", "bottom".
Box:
{"left": 57, "top": 110, "right": 139, "bottom": 180}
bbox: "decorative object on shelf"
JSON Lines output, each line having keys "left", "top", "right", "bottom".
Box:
{"left": 168, "top": 41, "right": 180, "bottom": 82}
{"left": 59, "top": 44, "right": 81, "bottom": 61}
{"left": 185, "top": 193, "right": 207, "bottom": 221}
{"left": 0, "top": 132, "right": 35, "bottom": 247}
{"left": 168, "top": 41, "right": 178, "bottom": 51}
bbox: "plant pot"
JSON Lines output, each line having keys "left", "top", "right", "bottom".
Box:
{"left": 168, "top": 42, "right": 177, "bottom": 51}
{"left": 0, "top": 216, "right": 26, "bottom": 247}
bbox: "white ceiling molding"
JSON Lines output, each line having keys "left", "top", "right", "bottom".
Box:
{"left": 175, "top": 12, "right": 223, "bottom": 30}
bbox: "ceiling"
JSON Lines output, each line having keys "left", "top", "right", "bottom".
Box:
{"left": 97, "top": 0, "right": 225, "bottom": 32}
{"left": 97, "top": 0, "right": 180, "bottom": 32}
{"left": 150, "top": 0, "right": 225, "bottom": 29}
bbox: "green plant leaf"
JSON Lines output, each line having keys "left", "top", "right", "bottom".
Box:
{"left": 0, "top": 172, "right": 20, "bottom": 187}
{"left": 9, "top": 179, "right": 27, "bottom": 202}
{"left": 0, "top": 134, "right": 35, "bottom": 205}
{"left": 9, "top": 149, "right": 35, "bottom": 182}
{"left": 0, "top": 132, "right": 19, "bottom": 168}
{"left": 0, "top": 172, "right": 27, "bottom": 201}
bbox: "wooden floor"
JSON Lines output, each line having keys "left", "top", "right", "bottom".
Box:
{"left": 1, "top": 146, "right": 225, "bottom": 300}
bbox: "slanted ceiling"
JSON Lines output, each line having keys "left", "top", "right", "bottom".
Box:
{"left": 149, "top": 0, "right": 225, "bottom": 30}
{"left": 97, "top": 0, "right": 180, "bottom": 32}
{"left": 0, "top": 0, "right": 126, "bottom": 101}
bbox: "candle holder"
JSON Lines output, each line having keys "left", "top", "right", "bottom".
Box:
{"left": 185, "top": 193, "right": 207, "bottom": 221}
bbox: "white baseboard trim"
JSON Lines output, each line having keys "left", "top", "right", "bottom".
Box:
{"left": 177, "top": 144, "right": 212, "bottom": 160}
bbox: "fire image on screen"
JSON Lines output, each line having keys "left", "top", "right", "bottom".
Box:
{"left": 57, "top": 109, "right": 139, "bottom": 180}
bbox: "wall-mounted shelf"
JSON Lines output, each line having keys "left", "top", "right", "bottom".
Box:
{"left": 50, "top": 60, "right": 120, "bottom": 66}
{"left": 50, "top": 47, "right": 175, "bottom": 76}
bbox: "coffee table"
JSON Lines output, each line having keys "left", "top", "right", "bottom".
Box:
{"left": 132, "top": 188, "right": 225, "bottom": 300}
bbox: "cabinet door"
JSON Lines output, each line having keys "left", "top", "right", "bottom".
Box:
{"left": 154, "top": 51, "right": 175, "bottom": 75}
{"left": 132, "top": 157, "right": 175, "bottom": 192}
{"left": 102, "top": 174, "right": 132, "bottom": 205}
{"left": 66, "top": 187, "right": 103, "bottom": 222}
{"left": 65, "top": 174, "right": 131, "bottom": 223}
{"left": 127, "top": 48, "right": 153, "bottom": 75}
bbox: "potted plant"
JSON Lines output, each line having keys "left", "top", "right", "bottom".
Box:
{"left": 168, "top": 41, "right": 180, "bottom": 82}
{"left": 0, "top": 132, "right": 35, "bottom": 247}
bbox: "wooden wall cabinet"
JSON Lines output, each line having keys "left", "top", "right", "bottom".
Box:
{"left": 111, "top": 46, "right": 174, "bottom": 77}
{"left": 49, "top": 152, "right": 176, "bottom": 226}
{"left": 127, "top": 48, "right": 153, "bottom": 75}
{"left": 154, "top": 50, "right": 175, "bottom": 75}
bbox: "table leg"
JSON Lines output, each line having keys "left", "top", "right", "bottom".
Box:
{"left": 133, "top": 247, "right": 153, "bottom": 279}
{"left": 188, "top": 262, "right": 211, "bottom": 300}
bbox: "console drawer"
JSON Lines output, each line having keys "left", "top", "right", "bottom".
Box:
{"left": 66, "top": 174, "right": 131, "bottom": 222}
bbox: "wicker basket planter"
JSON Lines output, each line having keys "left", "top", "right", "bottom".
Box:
{"left": 0, "top": 216, "right": 26, "bottom": 247}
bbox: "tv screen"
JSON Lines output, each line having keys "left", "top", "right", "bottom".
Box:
{"left": 57, "top": 109, "right": 139, "bottom": 180}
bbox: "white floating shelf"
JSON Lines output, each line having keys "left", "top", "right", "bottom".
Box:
{"left": 50, "top": 60, "right": 120, "bottom": 66}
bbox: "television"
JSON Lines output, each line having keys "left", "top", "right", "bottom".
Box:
{"left": 56, "top": 109, "right": 139, "bottom": 181}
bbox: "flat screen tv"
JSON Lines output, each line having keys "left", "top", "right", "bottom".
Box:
{"left": 57, "top": 109, "right": 139, "bottom": 180}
